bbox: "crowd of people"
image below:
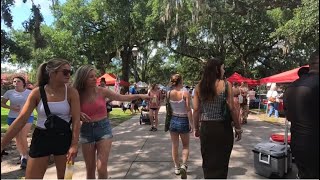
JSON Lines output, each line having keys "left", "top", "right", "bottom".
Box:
{"left": 0, "top": 49, "right": 318, "bottom": 179}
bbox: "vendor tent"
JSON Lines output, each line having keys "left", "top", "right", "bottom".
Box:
{"left": 96, "top": 73, "right": 130, "bottom": 86}
{"left": 259, "top": 65, "right": 309, "bottom": 84}
{"left": 227, "top": 72, "right": 260, "bottom": 85}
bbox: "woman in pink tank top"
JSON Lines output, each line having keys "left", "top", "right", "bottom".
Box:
{"left": 73, "top": 65, "right": 150, "bottom": 179}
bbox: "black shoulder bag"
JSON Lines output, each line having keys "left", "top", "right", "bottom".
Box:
{"left": 164, "top": 91, "right": 172, "bottom": 132}
{"left": 40, "top": 86, "right": 71, "bottom": 133}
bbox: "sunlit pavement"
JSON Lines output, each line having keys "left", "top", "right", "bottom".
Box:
{"left": 2, "top": 106, "right": 297, "bottom": 179}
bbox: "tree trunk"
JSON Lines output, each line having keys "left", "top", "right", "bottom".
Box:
{"left": 120, "top": 45, "right": 131, "bottom": 92}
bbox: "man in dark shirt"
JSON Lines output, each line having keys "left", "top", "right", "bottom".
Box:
{"left": 283, "top": 50, "right": 319, "bottom": 179}
{"left": 129, "top": 83, "right": 138, "bottom": 114}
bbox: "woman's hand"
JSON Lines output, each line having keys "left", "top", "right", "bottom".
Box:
{"left": 189, "top": 125, "right": 193, "bottom": 133}
{"left": 66, "top": 143, "right": 78, "bottom": 163}
{"left": 234, "top": 128, "right": 243, "bottom": 141}
{"left": 194, "top": 129, "right": 200, "bottom": 138}
{"left": 80, "top": 112, "right": 91, "bottom": 122}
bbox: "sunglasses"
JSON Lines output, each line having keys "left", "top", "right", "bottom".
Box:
{"left": 56, "top": 69, "right": 73, "bottom": 76}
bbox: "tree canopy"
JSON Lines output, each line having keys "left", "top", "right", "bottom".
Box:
{"left": 1, "top": 0, "right": 319, "bottom": 85}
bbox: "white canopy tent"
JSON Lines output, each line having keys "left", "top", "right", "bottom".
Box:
{"left": 136, "top": 81, "right": 148, "bottom": 89}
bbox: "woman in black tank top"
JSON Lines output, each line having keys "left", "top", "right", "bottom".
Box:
{"left": 193, "top": 58, "right": 242, "bottom": 179}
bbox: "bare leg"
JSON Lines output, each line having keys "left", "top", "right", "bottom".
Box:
{"left": 154, "top": 109, "right": 159, "bottom": 129}
{"left": 180, "top": 133, "right": 190, "bottom": 165}
{"left": 19, "top": 123, "right": 32, "bottom": 157}
{"left": 170, "top": 132, "right": 180, "bottom": 167}
{"left": 53, "top": 154, "right": 68, "bottom": 179}
{"left": 25, "top": 156, "right": 49, "bottom": 179}
{"left": 82, "top": 143, "right": 97, "bottom": 179}
{"left": 149, "top": 109, "right": 155, "bottom": 129}
{"left": 96, "top": 139, "right": 112, "bottom": 179}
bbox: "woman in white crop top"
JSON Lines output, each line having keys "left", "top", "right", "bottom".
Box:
{"left": 1, "top": 58, "right": 81, "bottom": 179}
{"left": 167, "top": 74, "right": 193, "bottom": 179}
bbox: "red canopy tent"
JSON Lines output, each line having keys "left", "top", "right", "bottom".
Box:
{"left": 259, "top": 65, "right": 309, "bottom": 84}
{"left": 227, "top": 72, "right": 260, "bottom": 85}
{"left": 96, "top": 73, "right": 130, "bottom": 87}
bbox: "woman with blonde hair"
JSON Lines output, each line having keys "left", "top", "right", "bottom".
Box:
{"left": 193, "top": 58, "right": 242, "bottom": 179}
{"left": 167, "top": 74, "right": 193, "bottom": 179}
{"left": 73, "top": 65, "right": 149, "bottom": 179}
{"left": 1, "top": 58, "right": 80, "bottom": 179}
{"left": 148, "top": 83, "right": 161, "bottom": 131}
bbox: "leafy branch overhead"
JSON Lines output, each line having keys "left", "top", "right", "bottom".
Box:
{"left": 1, "top": 0, "right": 319, "bottom": 85}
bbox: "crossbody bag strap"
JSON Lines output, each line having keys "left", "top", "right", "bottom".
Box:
{"left": 39, "top": 86, "right": 52, "bottom": 117}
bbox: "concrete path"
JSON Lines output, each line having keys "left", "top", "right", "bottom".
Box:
{"left": 8, "top": 106, "right": 298, "bottom": 179}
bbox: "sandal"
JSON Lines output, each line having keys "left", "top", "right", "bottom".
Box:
{"left": 149, "top": 127, "right": 154, "bottom": 131}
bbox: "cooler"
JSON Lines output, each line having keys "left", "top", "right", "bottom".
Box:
{"left": 252, "top": 142, "right": 292, "bottom": 178}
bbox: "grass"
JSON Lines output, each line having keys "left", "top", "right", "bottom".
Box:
{"left": 1, "top": 107, "right": 134, "bottom": 133}
{"left": 108, "top": 108, "right": 134, "bottom": 127}
{"left": 1, "top": 108, "right": 38, "bottom": 133}
{"left": 250, "top": 108, "right": 285, "bottom": 126}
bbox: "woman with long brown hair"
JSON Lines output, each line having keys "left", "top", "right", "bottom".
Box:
{"left": 193, "top": 58, "right": 242, "bottom": 179}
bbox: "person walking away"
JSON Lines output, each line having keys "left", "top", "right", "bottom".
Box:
{"left": 283, "top": 50, "right": 319, "bottom": 179}
{"left": 148, "top": 84, "right": 161, "bottom": 131}
{"left": 248, "top": 88, "right": 256, "bottom": 108}
{"left": 1, "top": 76, "right": 34, "bottom": 169}
{"left": 266, "top": 84, "right": 279, "bottom": 118}
{"left": 239, "top": 82, "right": 249, "bottom": 124}
{"left": 73, "top": 65, "right": 150, "bottom": 179}
{"left": 129, "top": 83, "right": 138, "bottom": 114}
{"left": 193, "top": 58, "right": 242, "bottom": 179}
{"left": 168, "top": 74, "right": 193, "bottom": 179}
{"left": 1, "top": 58, "right": 80, "bottom": 179}
{"left": 232, "top": 82, "right": 241, "bottom": 125}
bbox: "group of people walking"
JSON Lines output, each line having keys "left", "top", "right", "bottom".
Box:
{"left": 167, "top": 59, "right": 242, "bottom": 179}
{"left": 1, "top": 57, "right": 244, "bottom": 179}
{"left": 1, "top": 59, "right": 149, "bottom": 179}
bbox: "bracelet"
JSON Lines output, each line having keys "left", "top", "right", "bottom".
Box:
{"left": 235, "top": 128, "right": 243, "bottom": 133}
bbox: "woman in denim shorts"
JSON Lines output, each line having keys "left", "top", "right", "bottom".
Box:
{"left": 167, "top": 74, "right": 193, "bottom": 179}
{"left": 73, "top": 65, "right": 150, "bottom": 179}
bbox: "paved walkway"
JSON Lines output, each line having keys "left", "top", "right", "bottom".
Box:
{"left": 3, "top": 106, "right": 298, "bottom": 179}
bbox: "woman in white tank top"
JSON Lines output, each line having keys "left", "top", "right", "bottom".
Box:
{"left": 168, "top": 74, "right": 193, "bottom": 179}
{"left": 1, "top": 59, "right": 81, "bottom": 179}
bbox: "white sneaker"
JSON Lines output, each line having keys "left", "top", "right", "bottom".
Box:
{"left": 174, "top": 166, "right": 180, "bottom": 175}
{"left": 180, "top": 164, "right": 188, "bottom": 179}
